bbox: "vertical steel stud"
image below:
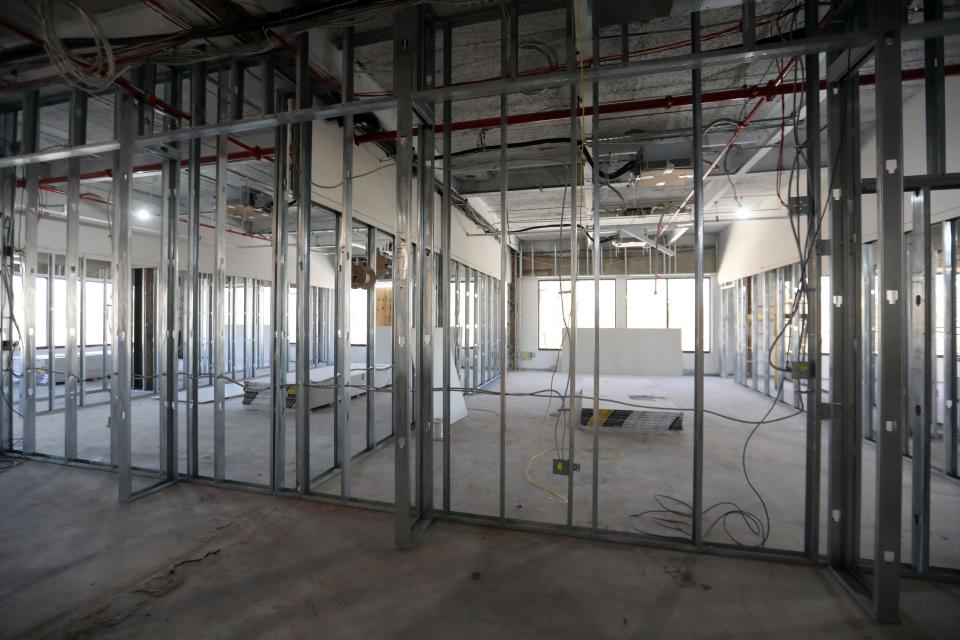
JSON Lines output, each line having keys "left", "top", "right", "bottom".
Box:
{"left": 159, "top": 70, "right": 180, "bottom": 481}
{"left": 186, "top": 62, "right": 205, "bottom": 477}
{"left": 213, "top": 66, "right": 230, "bottom": 482}
{"left": 64, "top": 89, "right": 86, "bottom": 459}
{"left": 270, "top": 90, "right": 290, "bottom": 493}
{"left": 803, "top": 0, "right": 823, "bottom": 562}
{"left": 565, "top": 0, "right": 579, "bottom": 527}
{"left": 590, "top": 13, "right": 602, "bottom": 532}
{"left": 295, "top": 32, "right": 313, "bottom": 494}
{"left": 337, "top": 28, "right": 355, "bottom": 498}
{"left": 691, "top": 10, "right": 706, "bottom": 546}
{"left": 393, "top": 7, "right": 417, "bottom": 548}
{"left": 441, "top": 18, "right": 453, "bottom": 515}
{"left": 873, "top": 0, "right": 906, "bottom": 621}
{"left": 21, "top": 90, "right": 38, "bottom": 454}
{"left": 114, "top": 86, "right": 136, "bottom": 501}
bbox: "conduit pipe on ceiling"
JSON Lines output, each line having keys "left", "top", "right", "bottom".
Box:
{"left": 16, "top": 147, "right": 275, "bottom": 189}
{"left": 354, "top": 64, "right": 959, "bottom": 146}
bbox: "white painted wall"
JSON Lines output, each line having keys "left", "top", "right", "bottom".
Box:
{"left": 34, "top": 216, "right": 337, "bottom": 288}
{"left": 860, "top": 75, "right": 960, "bottom": 241}
{"left": 48, "top": 114, "right": 505, "bottom": 288}
{"left": 718, "top": 75, "right": 960, "bottom": 282}
{"left": 308, "top": 118, "right": 505, "bottom": 279}
{"left": 516, "top": 274, "right": 721, "bottom": 375}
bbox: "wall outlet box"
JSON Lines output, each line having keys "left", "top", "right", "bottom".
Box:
{"left": 790, "top": 360, "right": 814, "bottom": 379}
{"left": 552, "top": 459, "right": 580, "bottom": 476}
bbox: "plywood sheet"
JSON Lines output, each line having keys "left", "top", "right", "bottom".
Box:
{"left": 376, "top": 287, "right": 392, "bottom": 326}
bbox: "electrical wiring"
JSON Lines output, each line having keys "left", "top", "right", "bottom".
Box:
{"left": 310, "top": 162, "right": 395, "bottom": 191}
{"left": 35, "top": 0, "right": 122, "bottom": 92}
{"left": 523, "top": 173, "right": 571, "bottom": 503}
{"left": 628, "top": 378, "right": 788, "bottom": 547}
{"left": 630, "top": 15, "right": 848, "bottom": 547}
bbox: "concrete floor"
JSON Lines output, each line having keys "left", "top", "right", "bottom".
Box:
{"left": 1, "top": 461, "right": 958, "bottom": 639}
{"left": 12, "top": 371, "right": 960, "bottom": 565}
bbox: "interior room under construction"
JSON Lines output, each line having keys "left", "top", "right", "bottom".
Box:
{"left": 1, "top": 0, "right": 959, "bottom": 637}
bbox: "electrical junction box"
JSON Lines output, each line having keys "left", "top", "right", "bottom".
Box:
{"left": 788, "top": 196, "right": 810, "bottom": 217}
{"left": 790, "top": 360, "right": 814, "bottom": 380}
{"left": 552, "top": 458, "right": 580, "bottom": 476}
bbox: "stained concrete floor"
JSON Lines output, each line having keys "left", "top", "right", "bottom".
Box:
{"left": 12, "top": 371, "right": 960, "bottom": 567}
{"left": 1, "top": 460, "right": 958, "bottom": 639}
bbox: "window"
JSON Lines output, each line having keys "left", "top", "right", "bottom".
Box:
{"left": 626, "top": 277, "right": 711, "bottom": 352}
{"left": 820, "top": 274, "right": 831, "bottom": 355}
{"left": 350, "top": 287, "right": 367, "bottom": 345}
{"left": 85, "top": 280, "right": 107, "bottom": 345}
{"left": 11, "top": 273, "right": 49, "bottom": 347}
{"left": 287, "top": 286, "right": 297, "bottom": 343}
{"left": 626, "top": 278, "right": 667, "bottom": 329}
{"left": 537, "top": 278, "right": 615, "bottom": 350}
{"left": 668, "top": 277, "right": 711, "bottom": 352}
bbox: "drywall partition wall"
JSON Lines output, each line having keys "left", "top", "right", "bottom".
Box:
{"left": 557, "top": 328, "right": 684, "bottom": 376}
{"left": 516, "top": 275, "right": 721, "bottom": 375}
{"left": 309, "top": 118, "right": 505, "bottom": 278}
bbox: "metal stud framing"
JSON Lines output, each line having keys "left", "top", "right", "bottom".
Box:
{"left": 113, "top": 86, "right": 135, "bottom": 501}
{"left": 441, "top": 19, "right": 453, "bottom": 515}
{"left": 0, "top": 2, "right": 957, "bottom": 622}
{"left": 0, "top": 110, "right": 15, "bottom": 452}
{"left": 826, "top": 36, "right": 863, "bottom": 578}
{"left": 21, "top": 90, "right": 38, "bottom": 454}
{"left": 366, "top": 226, "right": 377, "bottom": 451}
{"left": 691, "top": 10, "right": 706, "bottom": 546}
{"left": 873, "top": 0, "right": 907, "bottom": 621}
{"left": 295, "top": 32, "right": 313, "bottom": 494}
{"left": 337, "top": 28, "right": 355, "bottom": 498}
{"left": 498, "top": 4, "right": 512, "bottom": 524}
{"left": 270, "top": 72, "right": 290, "bottom": 494}
{"left": 213, "top": 67, "right": 230, "bottom": 482}
{"left": 416, "top": 9, "right": 437, "bottom": 529}
{"left": 159, "top": 70, "right": 180, "bottom": 482}
{"left": 590, "top": 13, "right": 601, "bottom": 531}
{"left": 186, "top": 62, "right": 205, "bottom": 477}
{"left": 803, "top": 0, "right": 822, "bottom": 563}
{"left": 564, "top": 0, "right": 578, "bottom": 528}
{"left": 393, "top": 6, "right": 417, "bottom": 549}
{"left": 64, "top": 89, "right": 85, "bottom": 459}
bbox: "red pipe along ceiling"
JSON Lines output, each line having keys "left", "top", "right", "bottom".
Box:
{"left": 354, "top": 64, "right": 960, "bottom": 145}
{"left": 17, "top": 147, "right": 275, "bottom": 190}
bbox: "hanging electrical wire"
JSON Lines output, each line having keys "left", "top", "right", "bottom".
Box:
{"left": 35, "top": 0, "right": 121, "bottom": 92}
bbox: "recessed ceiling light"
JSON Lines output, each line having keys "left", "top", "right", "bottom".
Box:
{"left": 655, "top": 181, "right": 666, "bottom": 187}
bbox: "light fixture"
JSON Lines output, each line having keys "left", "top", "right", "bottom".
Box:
{"left": 135, "top": 208, "right": 150, "bottom": 220}
{"left": 655, "top": 181, "right": 666, "bottom": 187}
{"left": 663, "top": 160, "right": 674, "bottom": 174}
{"left": 735, "top": 199, "right": 751, "bottom": 219}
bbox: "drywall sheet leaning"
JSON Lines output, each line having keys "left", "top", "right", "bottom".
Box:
{"left": 434, "top": 327, "right": 468, "bottom": 425}
{"left": 558, "top": 328, "right": 683, "bottom": 376}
